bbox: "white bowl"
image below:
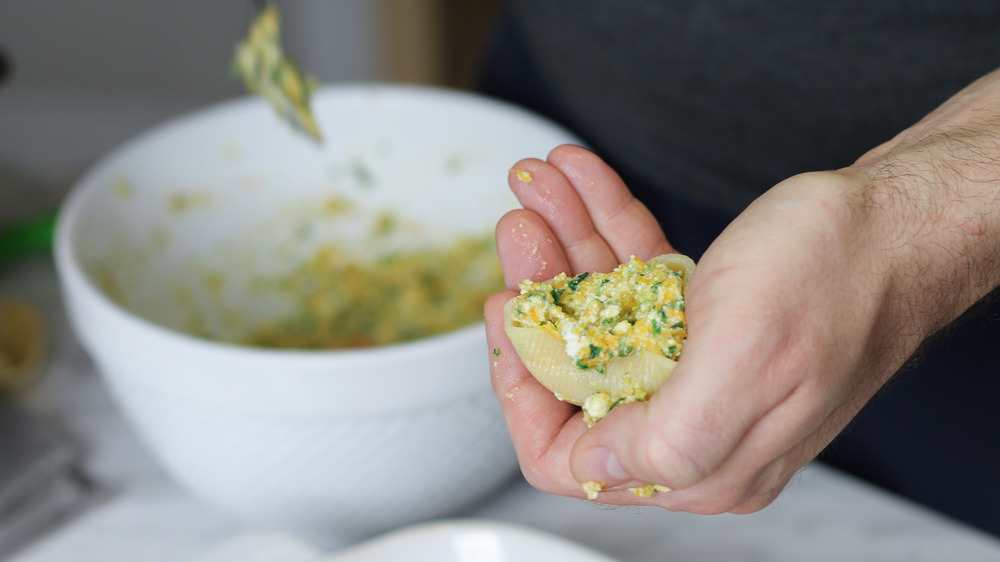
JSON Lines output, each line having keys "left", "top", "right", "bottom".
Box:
{"left": 55, "top": 84, "right": 582, "bottom": 542}
{"left": 197, "top": 520, "right": 617, "bottom": 562}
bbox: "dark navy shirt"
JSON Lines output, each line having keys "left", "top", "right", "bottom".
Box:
{"left": 508, "top": 1, "right": 1000, "bottom": 213}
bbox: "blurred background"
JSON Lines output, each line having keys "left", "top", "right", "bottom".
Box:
{"left": 0, "top": 0, "right": 500, "bottom": 224}
{"left": 0, "top": 2, "right": 504, "bottom": 553}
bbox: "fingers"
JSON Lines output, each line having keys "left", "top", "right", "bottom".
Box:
{"left": 506, "top": 151, "right": 617, "bottom": 274}
{"left": 484, "top": 290, "right": 589, "bottom": 495}
{"left": 507, "top": 145, "right": 673, "bottom": 276}
{"left": 490, "top": 145, "right": 690, "bottom": 501}
{"left": 546, "top": 146, "right": 675, "bottom": 262}
{"left": 495, "top": 209, "right": 568, "bottom": 288}
{"left": 484, "top": 291, "right": 575, "bottom": 448}
{"left": 567, "top": 375, "right": 834, "bottom": 513}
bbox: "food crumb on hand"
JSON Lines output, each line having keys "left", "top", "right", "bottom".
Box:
{"left": 628, "top": 483, "right": 672, "bottom": 497}
{"left": 510, "top": 168, "right": 533, "bottom": 183}
{"left": 582, "top": 480, "right": 604, "bottom": 500}
{"left": 582, "top": 391, "right": 612, "bottom": 426}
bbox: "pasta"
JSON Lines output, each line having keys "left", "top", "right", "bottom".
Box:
{"left": 504, "top": 254, "right": 695, "bottom": 423}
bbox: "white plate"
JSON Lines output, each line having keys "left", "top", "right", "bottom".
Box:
{"left": 197, "top": 519, "right": 617, "bottom": 562}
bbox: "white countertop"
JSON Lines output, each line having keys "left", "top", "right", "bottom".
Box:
{"left": 5, "top": 255, "right": 1000, "bottom": 562}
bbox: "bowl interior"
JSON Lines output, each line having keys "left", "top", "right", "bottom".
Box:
{"left": 66, "top": 85, "right": 580, "bottom": 344}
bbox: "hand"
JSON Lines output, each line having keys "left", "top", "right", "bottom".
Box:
{"left": 485, "top": 128, "right": 1000, "bottom": 512}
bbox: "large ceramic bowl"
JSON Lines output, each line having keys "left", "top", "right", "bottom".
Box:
{"left": 54, "top": 84, "right": 581, "bottom": 542}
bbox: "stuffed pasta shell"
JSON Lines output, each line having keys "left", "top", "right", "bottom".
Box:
{"left": 504, "top": 254, "right": 695, "bottom": 425}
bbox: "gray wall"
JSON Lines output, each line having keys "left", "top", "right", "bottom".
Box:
{"left": 0, "top": 0, "right": 383, "bottom": 217}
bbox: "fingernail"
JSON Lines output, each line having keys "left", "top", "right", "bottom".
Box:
{"left": 582, "top": 447, "right": 630, "bottom": 485}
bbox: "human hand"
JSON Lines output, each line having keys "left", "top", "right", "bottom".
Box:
{"left": 485, "top": 134, "right": 1000, "bottom": 513}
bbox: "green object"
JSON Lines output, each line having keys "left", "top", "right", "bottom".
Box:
{"left": 0, "top": 211, "right": 57, "bottom": 265}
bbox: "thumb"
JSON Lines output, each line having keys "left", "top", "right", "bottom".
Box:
{"left": 567, "top": 339, "right": 782, "bottom": 495}
{"left": 567, "top": 378, "right": 734, "bottom": 493}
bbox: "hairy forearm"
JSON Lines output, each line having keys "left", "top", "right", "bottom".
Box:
{"left": 849, "top": 68, "right": 1000, "bottom": 337}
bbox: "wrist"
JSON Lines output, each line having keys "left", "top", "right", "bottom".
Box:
{"left": 848, "top": 128, "right": 1000, "bottom": 333}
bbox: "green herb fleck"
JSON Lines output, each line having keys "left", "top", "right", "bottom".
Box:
{"left": 492, "top": 348, "right": 501, "bottom": 356}
{"left": 596, "top": 278, "right": 612, "bottom": 296}
{"left": 568, "top": 272, "right": 589, "bottom": 291}
{"left": 551, "top": 288, "right": 565, "bottom": 306}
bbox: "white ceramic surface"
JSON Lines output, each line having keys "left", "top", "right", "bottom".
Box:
{"left": 54, "top": 84, "right": 582, "bottom": 542}
{"left": 196, "top": 520, "right": 617, "bottom": 562}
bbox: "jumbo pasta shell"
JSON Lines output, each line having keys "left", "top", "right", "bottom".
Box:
{"left": 504, "top": 254, "right": 695, "bottom": 406}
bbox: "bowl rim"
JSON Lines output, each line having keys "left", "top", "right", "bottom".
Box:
{"left": 53, "top": 82, "right": 577, "bottom": 368}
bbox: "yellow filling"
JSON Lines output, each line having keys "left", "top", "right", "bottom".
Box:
{"left": 240, "top": 235, "right": 503, "bottom": 349}
{"left": 510, "top": 256, "right": 687, "bottom": 372}
{"left": 232, "top": 5, "right": 322, "bottom": 141}
{"left": 582, "top": 480, "right": 604, "bottom": 501}
{"left": 628, "top": 484, "right": 672, "bottom": 498}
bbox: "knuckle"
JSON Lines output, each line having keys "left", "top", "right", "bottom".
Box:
{"left": 689, "top": 482, "right": 754, "bottom": 515}
{"left": 664, "top": 482, "right": 761, "bottom": 516}
{"left": 517, "top": 457, "right": 552, "bottom": 492}
{"left": 729, "top": 492, "right": 779, "bottom": 514}
{"left": 516, "top": 449, "right": 576, "bottom": 497}
{"left": 685, "top": 499, "right": 739, "bottom": 516}
{"left": 638, "top": 423, "right": 713, "bottom": 489}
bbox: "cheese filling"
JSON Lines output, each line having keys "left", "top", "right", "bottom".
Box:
{"left": 510, "top": 256, "right": 687, "bottom": 372}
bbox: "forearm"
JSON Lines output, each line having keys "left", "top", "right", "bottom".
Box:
{"left": 848, "top": 67, "right": 1000, "bottom": 337}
